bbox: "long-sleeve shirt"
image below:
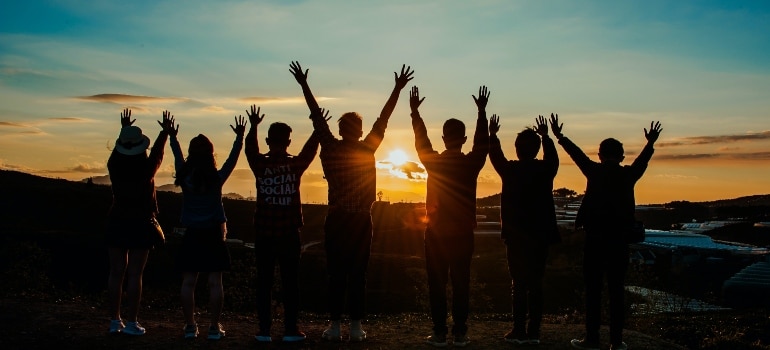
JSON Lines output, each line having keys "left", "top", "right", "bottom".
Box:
{"left": 312, "top": 114, "right": 388, "bottom": 213}
{"left": 171, "top": 134, "right": 243, "bottom": 228}
{"left": 558, "top": 137, "right": 654, "bottom": 238}
{"left": 489, "top": 133, "right": 560, "bottom": 244}
{"left": 245, "top": 126, "right": 319, "bottom": 233}
{"left": 412, "top": 110, "right": 489, "bottom": 234}
{"left": 107, "top": 130, "right": 168, "bottom": 220}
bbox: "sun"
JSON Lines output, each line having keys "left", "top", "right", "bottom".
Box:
{"left": 387, "top": 149, "right": 408, "bottom": 166}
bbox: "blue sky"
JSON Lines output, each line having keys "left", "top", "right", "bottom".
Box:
{"left": 1, "top": 0, "right": 769, "bottom": 203}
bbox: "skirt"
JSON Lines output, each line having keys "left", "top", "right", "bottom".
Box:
{"left": 105, "top": 217, "right": 164, "bottom": 250}
{"left": 176, "top": 224, "right": 231, "bottom": 272}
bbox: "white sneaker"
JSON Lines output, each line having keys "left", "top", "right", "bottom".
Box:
{"left": 123, "top": 321, "right": 146, "bottom": 336}
{"left": 321, "top": 324, "right": 342, "bottom": 342}
{"left": 108, "top": 319, "right": 124, "bottom": 334}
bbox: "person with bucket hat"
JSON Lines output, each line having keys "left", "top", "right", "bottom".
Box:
{"left": 106, "top": 108, "right": 175, "bottom": 336}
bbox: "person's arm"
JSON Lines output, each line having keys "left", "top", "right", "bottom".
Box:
{"left": 290, "top": 61, "right": 320, "bottom": 113}
{"left": 535, "top": 114, "right": 558, "bottom": 177}
{"left": 295, "top": 130, "right": 321, "bottom": 174}
{"left": 149, "top": 110, "right": 174, "bottom": 175}
{"left": 363, "top": 64, "right": 415, "bottom": 150}
{"left": 629, "top": 121, "right": 662, "bottom": 178}
{"left": 469, "top": 86, "right": 490, "bottom": 165}
{"left": 551, "top": 113, "right": 593, "bottom": 175}
{"left": 244, "top": 105, "right": 265, "bottom": 172}
{"left": 309, "top": 108, "right": 336, "bottom": 148}
{"left": 409, "top": 86, "right": 437, "bottom": 161}
{"left": 218, "top": 116, "right": 247, "bottom": 183}
{"left": 488, "top": 114, "right": 507, "bottom": 174}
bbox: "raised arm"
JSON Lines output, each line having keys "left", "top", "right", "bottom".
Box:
{"left": 309, "top": 107, "right": 336, "bottom": 148}
{"left": 488, "top": 114, "right": 508, "bottom": 174}
{"left": 363, "top": 64, "right": 415, "bottom": 149}
{"left": 470, "top": 86, "right": 490, "bottom": 161}
{"left": 244, "top": 105, "right": 265, "bottom": 171}
{"left": 551, "top": 113, "right": 593, "bottom": 175}
{"left": 409, "top": 86, "right": 436, "bottom": 161}
{"left": 148, "top": 110, "right": 172, "bottom": 176}
{"left": 290, "top": 61, "right": 320, "bottom": 113}
{"left": 536, "top": 115, "right": 558, "bottom": 176}
{"left": 630, "top": 121, "right": 662, "bottom": 176}
{"left": 219, "top": 115, "right": 246, "bottom": 183}
{"left": 295, "top": 129, "right": 321, "bottom": 174}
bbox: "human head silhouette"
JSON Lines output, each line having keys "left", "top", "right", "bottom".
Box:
{"left": 188, "top": 134, "right": 214, "bottom": 157}
{"left": 267, "top": 122, "right": 292, "bottom": 152}
{"left": 442, "top": 118, "right": 467, "bottom": 150}
{"left": 598, "top": 138, "right": 625, "bottom": 164}
{"left": 515, "top": 128, "right": 541, "bottom": 160}
{"left": 338, "top": 112, "right": 363, "bottom": 141}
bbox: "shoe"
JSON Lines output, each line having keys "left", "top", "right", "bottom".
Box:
{"left": 255, "top": 330, "right": 272, "bottom": 342}
{"left": 282, "top": 330, "right": 307, "bottom": 342}
{"left": 208, "top": 323, "right": 226, "bottom": 340}
{"left": 123, "top": 321, "right": 146, "bottom": 336}
{"left": 183, "top": 324, "right": 198, "bottom": 339}
{"left": 108, "top": 319, "right": 125, "bottom": 334}
{"left": 503, "top": 330, "right": 528, "bottom": 345}
{"left": 425, "top": 333, "right": 448, "bottom": 348}
{"left": 528, "top": 338, "right": 541, "bottom": 345}
{"left": 453, "top": 334, "right": 470, "bottom": 347}
{"left": 610, "top": 342, "right": 628, "bottom": 350}
{"left": 571, "top": 339, "right": 600, "bottom": 350}
{"left": 321, "top": 324, "right": 342, "bottom": 342}
{"left": 349, "top": 320, "right": 366, "bottom": 342}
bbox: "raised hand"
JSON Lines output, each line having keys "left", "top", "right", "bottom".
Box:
{"left": 157, "top": 110, "right": 178, "bottom": 136}
{"left": 310, "top": 107, "right": 332, "bottom": 122}
{"left": 489, "top": 114, "right": 501, "bottom": 136}
{"left": 644, "top": 121, "right": 662, "bottom": 143}
{"left": 549, "top": 113, "right": 563, "bottom": 139}
{"left": 246, "top": 105, "right": 265, "bottom": 126}
{"left": 231, "top": 115, "right": 247, "bottom": 136}
{"left": 120, "top": 108, "right": 135, "bottom": 127}
{"left": 289, "top": 61, "right": 309, "bottom": 85}
{"left": 535, "top": 115, "right": 548, "bottom": 137}
{"left": 409, "top": 86, "right": 425, "bottom": 113}
{"left": 472, "top": 85, "right": 490, "bottom": 111}
{"left": 394, "top": 64, "right": 415, "bottom": 90}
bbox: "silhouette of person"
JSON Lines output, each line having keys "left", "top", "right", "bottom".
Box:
{"left": 410, "top": 85, "right": 490, "bottom": 348}
{"left": 170, "top": 114, "right": 246, "bottom": 340}
{"left": 105, "top": 108, "right": 173, "bottom": 336}
{"left": 245, "top": 104, "right": 326, "bottom": 343}
{"left": 489, "top": 115, "right": 560, "bottom": 345}
{"left": 552, "top": 114, "right": 662, "bottom": 350}
{"left": 291, "top": 60, "right": 414, "bottom": 342}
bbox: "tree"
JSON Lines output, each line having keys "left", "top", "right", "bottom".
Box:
{"left": 553, "top": 187, "right": 578, "bottom": 199}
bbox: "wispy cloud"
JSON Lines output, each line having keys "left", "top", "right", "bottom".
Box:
{"left": 655, "top": 152, "right": 770, "bottom": 161}
{"left": 70, "top": 164, "right": 107, "bottom": 173}
{"left": 0, "top": 121, "right": 28, "bottom": 127}
{"left": 377, "top": 160, "right": 427, "bottom": 180}
{"left": 75, "top": 93, "right": 188, "bottom": 104}
{"left": 238, "top": 96, "right": 336, "bottom": 104}
{"left": 47, "top": 117, "right": 91, "bottom": 122}
{"left": 654, "top": 174, "right": 699, "bottom": 180}
{"left": 658, "top": 131, "right": 770, "bottom": 147}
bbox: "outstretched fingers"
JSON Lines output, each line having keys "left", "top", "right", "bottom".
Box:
{"left": 489, "top": 114, "right": 500, "bottom": 135}
{"left": 549, "top": 113, "right": 563, "bottom": 138}
{"left": 394, "top": 64, "right": 415, "bottom": 88}
{"left": 472, "top": 85, "right": 490, "bottom": 109}
{"left": 289, "top": 61, "right": 309, "bottom": 82}
{"left": 231, "top": 115, "right": 247, "bottom": 135}
{"left": 246, "top": 105, "right": 264, "bottom": 125}
{"left": 120, "top": 108, "right": 135, "bottom": 126}
{"left": 409, "top": 86, "right": 425, "bottom": 110}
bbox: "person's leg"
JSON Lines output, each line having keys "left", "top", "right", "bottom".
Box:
{"left": 527, "top": 244, "right": 549, "bottom": 340}
{"left": 255, "top": 235, "right": 277, "bottom": 334}
{"left": 348, "top": 213, "right": 373, "bottom": 322}
{"left": 449, "top": 234, "right": 473, "bottom": 337}
{"left": 107, "top": 247, "right": 128, "bottom": 321}
{"left": 124, "top": 248, "right": 149, "bottom": 323}
{"left": 425, "top": 228, "right": 449, "bottom": 336}
{"left": 324, "top": 212, "right": 347, "bottom": 322}
{"left": 583, "top": 243, "right": 603, "bottom": 344}
{"left": 181, "top": 272, "right": 199, "bottom": 325}
{"left": 506, "top": 242, "right": 528, "bottom": 338}
{"left": 208, "top": 272, "right": 224, "bottom": 326}
{"left": 278, "top": 232, "right": 302, "bottom": 333}
{"left": 608, "top": 245, "right": 629, "bottom": 346}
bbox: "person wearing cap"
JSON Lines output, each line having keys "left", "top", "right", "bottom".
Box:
{"left": 170, "top": 114, "right": 246, "bottom": 340}
{"left": 106, "top": 108, "right": 174, "bottom": 336}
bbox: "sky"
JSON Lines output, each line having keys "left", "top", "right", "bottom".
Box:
{"left": 1, "top": 0, "right": 769, "bottom": 204}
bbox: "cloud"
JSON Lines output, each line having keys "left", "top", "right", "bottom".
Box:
{"left": 203, "top": 105, "right": 231, "bottom": 113}
{"left": 75, "top": 93, "right": 188, "bottom": 104}
{"left": 654, "top": 174, "right": 699, "bottom": 180}
{"left": 238, "top": 96, "right": 336, "bottom": 104}
{"left": 377, "top": 160, "right": 426, "bottom": 180}
{"left": 70, "top": 164, "right": 107, "bottom": 173}
{"left": 657, "top": 131, "right": 770, "bottom": 147}
{"left": 0, "top": 121, "right": 28, "bottom": 127}
{"left": 47, "top": 117, "right": 90, "bottom": 122}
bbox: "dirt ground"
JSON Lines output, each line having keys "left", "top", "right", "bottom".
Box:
{"left": 0, "top": 298, "right": 685, "bottom": 350}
